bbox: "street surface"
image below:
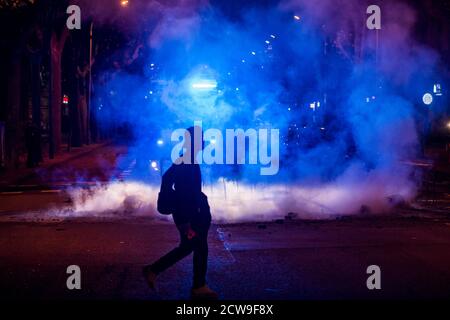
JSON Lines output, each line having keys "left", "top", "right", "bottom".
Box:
{"left": 0, "top": 144, "right": 449, "bottom": 300}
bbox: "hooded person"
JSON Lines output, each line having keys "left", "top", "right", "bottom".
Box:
{"left": 143, "top": 125, "right": 218, "bottom": 300}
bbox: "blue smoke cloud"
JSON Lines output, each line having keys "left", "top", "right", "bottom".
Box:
{"left": 93, "top": 0, "right": 445, "bottom": 203}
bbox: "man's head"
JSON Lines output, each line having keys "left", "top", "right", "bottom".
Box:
{"left": 184, "top": 125, "right": 204, "bottom": 164}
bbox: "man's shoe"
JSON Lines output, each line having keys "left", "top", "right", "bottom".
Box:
{"left": 142, "top": 266, "right": 157, "bottom": 290}
{"left": 191, "top": 285, "right": 219, "bottom": 300}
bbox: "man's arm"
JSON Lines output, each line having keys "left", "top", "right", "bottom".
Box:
{"left": 162, "top": 165, "right": 194, "bottom": 229}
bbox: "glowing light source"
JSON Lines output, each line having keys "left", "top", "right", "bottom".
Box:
{"left": 157, "top": 139, "right": 164, "bottom": 146}
{"left": 433, "top": 83, "right": 442, "bottom": 96}
{"left": 191, "top": 82, "right": 216, "bottom": 90}
{"left": 192, "top": 82, "right": 217, "bottom": 90}
{"left": 422, "top": 93, "right": 433, "bottom": 105}
{"left": 151, "top": 161, "right": 158, "bottom": 170}
{"left": 120, "top": 0, "right": 129, "bottom": 7}
{"left": 191, "top": 80, "right": 217, "bottom": 90}
{"left": 294, "top": 15, "right": 301, "bottom": 20}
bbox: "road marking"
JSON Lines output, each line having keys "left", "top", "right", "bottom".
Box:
{"left": 216, "top": 228, "right": 236, "bottom": 263}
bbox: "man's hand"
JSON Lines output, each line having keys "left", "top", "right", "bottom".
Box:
{"left": 180, "top": 223, "right": 197, "bottom": 240}
{"left": 187, "top": 227, "right": 197, "bottom": 240}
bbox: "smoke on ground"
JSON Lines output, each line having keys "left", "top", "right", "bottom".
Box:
{"left": 61, "top": 169, "right": 413, "bottom": 222}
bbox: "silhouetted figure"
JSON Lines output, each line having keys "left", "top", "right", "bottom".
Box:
{"left": 143, "top": 126, "right": 217, "bottom": 300}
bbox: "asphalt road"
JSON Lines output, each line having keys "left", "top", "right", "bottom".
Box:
{"left": 0, "top": 216, "right": 449, "bottom": 300}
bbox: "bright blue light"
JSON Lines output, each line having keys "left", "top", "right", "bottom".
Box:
{"left": 434, "top": 84, "right": 442, "bottom": 96}
{"left": 423, "top": 93, "right": 433, "bottom": 105}
{"left": 191, "top": 80, "right": 217, "bottom": 90}
{"left": 157, "top": 139, "right": 164, "bottom": 146}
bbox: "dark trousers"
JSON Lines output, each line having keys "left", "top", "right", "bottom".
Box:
{"left": 150, "top": 222, "right": 210, "bottom": 289}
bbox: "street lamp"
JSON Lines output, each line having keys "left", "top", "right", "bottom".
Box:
{"left": 120, "top": 0, "right": 129, "bottom": 7}
{"left": 191, "top": 80, "right": 217, "bottom": 90}
{"left": 422, "top": 93, "right": 433, "bottom": 106}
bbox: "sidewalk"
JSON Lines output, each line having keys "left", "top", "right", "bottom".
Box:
{"left": 0, "top": 142, "right": 111, "bottom": 187}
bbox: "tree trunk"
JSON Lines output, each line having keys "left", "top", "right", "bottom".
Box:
{"left": 30, "top": 54, "right": 43, "bottom": 162}
{"left": 49, "top": 29, "right": 68, "bottom": 156}
{"left": 5, "top": 57, "right": 21, "bottom": 169}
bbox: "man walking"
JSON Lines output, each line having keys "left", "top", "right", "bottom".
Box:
{"left": 143, "top": 126, "right": 218, "bottom": 299}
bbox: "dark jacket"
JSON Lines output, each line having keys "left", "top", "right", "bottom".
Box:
{"left": 161, "top": 163, "right": 211, "bottom": 226}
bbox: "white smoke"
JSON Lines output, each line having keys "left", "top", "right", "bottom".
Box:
{"left": 50, "top": 161, "right": 414, "bottom": 223}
